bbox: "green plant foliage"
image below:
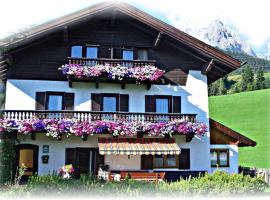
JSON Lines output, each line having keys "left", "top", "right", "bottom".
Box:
{"left": 0, "top": 172, "right": 269, "bottom": 197}
{"left": 0, "top": 138, "right": 16, "bottom": 185}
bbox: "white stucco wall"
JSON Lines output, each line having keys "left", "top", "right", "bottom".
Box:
{"left": 6, "top": 70, "right": 213, "bottom": 173}
{"left": 210, "top": 144, "right": 239, "bottom": 174}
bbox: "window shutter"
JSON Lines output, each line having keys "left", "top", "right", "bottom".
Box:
{"left": 91, "top": 93, "right": 101, "bottom": 111}
{"left": 179, "top": 149, "right": 190, "bottom": 169}
{"left": 119, "top": 94, "right": 129, "bottom": 112}
{"left": 141, "top": 155, "right": 153, "bottom": 170}
{"left": 95, "top": 148, "right": 104, "bottom": 173}
{"left": 133, "top": 49, "right": 138, "bottom": 60}
{"left": 64, "top": 93, "right": 74, "bottom": 110}
{"left": 98, "top": 46, "right": 111, "bottom": 58}
{"left": 113, "top": 47, "right": 121, "bottom": 59}
{"left": 35, "top": 92, "right": 46, "bottom": 110}
{"left": 173, "top": 96, "right": 181, "bottom": 113}
{"left": 145, "top": 95, "right": 155, "bottom": 112}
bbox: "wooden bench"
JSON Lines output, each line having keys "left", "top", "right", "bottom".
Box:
{"left": 119, "top": 172, "right": 166, "bottom": 183}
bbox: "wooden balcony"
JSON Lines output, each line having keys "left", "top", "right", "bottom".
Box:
{"left": 68, "top": 57, "right": 156, "bottom": 67}
{"left": 1, "top": 110, "right": 196, "bottom": 123}
{"left": 66, "top": 57, "right": 158, "bottom": 89}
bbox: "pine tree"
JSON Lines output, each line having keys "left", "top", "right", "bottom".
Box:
{"left": 218, "top": 78, "right": 227, "bottom": 95}
{"left": 255, "top": 67, "right": 265, "bottom": 90}
{"left": 241, "top": 65, "right": 254, "bottom": 91}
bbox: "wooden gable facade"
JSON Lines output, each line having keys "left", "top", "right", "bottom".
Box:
{"left": 0, "top": 2, "right": 241, "bottom": 86}
{"left": 210, "top": 119, "right": 256, "bottom": 147}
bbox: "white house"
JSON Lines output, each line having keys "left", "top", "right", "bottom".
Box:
{"left": 0, "top": 2, "right": 256, "bottom": 181}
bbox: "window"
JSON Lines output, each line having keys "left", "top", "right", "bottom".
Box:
{"left": 138, "top": 49, "right": 148, "bottom": 60}
{"left": 210, "top": 149, "right": 229, "bottom": 167}
{"left": 86, "top": 46, "right": 98, "bottom": 58}
{"left": 122, "top": 50, "right": 134, "bottom": 60}
{"left": 48, "top": 95, "right": 63, "bottom": 110}
{"left": 103, "top": 96, "right": 117, "bottom": 112}
{"left": 156, "top": 98, "right": 169, "bottom": 113}
{"left": 153, "top": 155, "right": 178, "bottom": 168}
{"left": 71, "top": 45, "right": 83, "bottom": 58}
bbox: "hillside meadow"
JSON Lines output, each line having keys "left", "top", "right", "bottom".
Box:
{"left": 209, "top": 89, "right": 270, "bottom": 168}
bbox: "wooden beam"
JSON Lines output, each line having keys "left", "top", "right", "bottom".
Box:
{"left": 110, "top": 8, "right": 117, "bottom": 26}
{"left": 153, "top": 32, "right": 163, "bottom": 48}
{"left": 202, "top": 59, "right": 214, "bottom": 75}
{"left": 121, "top": 79, "right": 126, "bottom": 89}
{"left": 63, "top": 26, "right": 69, "bottom": 43}
{"left": 95, "top": 78, "right": 99, "bottom": 89}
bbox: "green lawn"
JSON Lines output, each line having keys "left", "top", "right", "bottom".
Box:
{"left": 209, "top": 89, "right": 270, "bottom": 168}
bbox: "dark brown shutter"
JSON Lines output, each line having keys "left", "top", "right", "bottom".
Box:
{"left": 98, "top": 46, "right": 111, "bottom": 58}
{"left": 91, "top": 93, "right": 101, "bottom": 111}
{"left": 36, "top": 92, "right": 46, "bottom": 110}
{"left": 120, "top": 94, "right": 129, "bottom": 112}
{"left": 113, "top": 47, "right": 121, "bottom": 59}
{"left": 95, "top": 149, "right": 104, "bottom": 173}
{"left": 179, "top": 149, "right": 190, "bottom": 169}
{"left": 64, "top": 93, "right": 74, "bottom": 110}
{"left": 145, "top": 95, "right": 155, "bottom": 112}
{"left": 133, "top": 49, "right": 138, "bottom": 60}
{"left": 141, "top": 155, "right": 153, "bottom": 170}
{"left": 173, "top": 96, "right": 181, "bottom": 113}
{"left": 66, "top": 148, "right": 76, "bottom": 166}
{"left": 115, "top": 94, "right": 120, "bottom": 112}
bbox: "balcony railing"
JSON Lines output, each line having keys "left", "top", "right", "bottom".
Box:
{"left": 0, "top": 110, "right": 196, "bottom": 123}
{"left": 68, "top": 57, "right": 156, "bottom": 67}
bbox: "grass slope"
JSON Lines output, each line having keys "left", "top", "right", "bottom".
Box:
{"left": 209, "top": 89, "right": 270, "bottom": 168}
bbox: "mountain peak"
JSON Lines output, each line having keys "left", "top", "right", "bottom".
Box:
{"left": 186, "top": 19, "right": 256, "bottom": 57}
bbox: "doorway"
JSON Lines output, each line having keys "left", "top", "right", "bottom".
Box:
{"left": 15, "top": 144, "right": 39, "bottom": 182}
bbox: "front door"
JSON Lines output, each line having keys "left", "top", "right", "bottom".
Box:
{"left": 15, "top": 144, "right": 39, "bottom": 182}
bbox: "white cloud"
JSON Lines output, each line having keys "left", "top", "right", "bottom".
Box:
{"left": 0, "top": 0, "right": 270, "bottom": 50}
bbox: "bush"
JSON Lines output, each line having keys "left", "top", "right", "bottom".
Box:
{"left": 0, "top": 171, "right": 269, "bottom": 198}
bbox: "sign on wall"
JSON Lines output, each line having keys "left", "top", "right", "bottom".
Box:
{"left": 42, "top": 145, "right": 49, "bottom": 154}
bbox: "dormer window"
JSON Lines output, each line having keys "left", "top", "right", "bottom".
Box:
{"left": 71, "top": 45, "right": 83, "bottom": 58}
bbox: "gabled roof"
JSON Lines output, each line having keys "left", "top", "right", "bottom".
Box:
{"left": 210, "top": 118, "right": 256, "bottom": 147}
{"left": 0, "top": 2, "right": 241, "bottom": 82}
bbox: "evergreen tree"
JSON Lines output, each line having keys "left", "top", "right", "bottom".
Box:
{"left": 241, "top": 65, "right": 254, "bottom": 91}
{"left": 218, "top": 78, "right": 227, "bottom": 95}
{"left": 208, "top": 82, "right": 219, "bottom": 96}
{"left": 255, "top": 67, "right": 265, "bottom": 90}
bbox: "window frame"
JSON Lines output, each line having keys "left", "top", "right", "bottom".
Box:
{"left": 70, "top": 45, "right": 99, "bottom": 58}
{"left": 86, "top": 46, "right": 98, "bottom": 59}
{"left": 70, "top": 45, "right": 83, "bottom": 58}
{"left": 137, "top": 49, "right": 148, "bottom": 61}
{"left": 101, "top": 93, "right": 119, "bottom": 112}
{"left": 210, "top": 149, "right": 230, "bottom": 167}
{"left": 153, "top": 154, "right": 179, "bottom": 169}
{"left": 155, "top": 95, "right": 172, "bottom": 113}
{"left": 122, "top": 48, "right": 134, "bottom": 60}
{"left": 45, "top": 92, "right": 65, "bottom": 110}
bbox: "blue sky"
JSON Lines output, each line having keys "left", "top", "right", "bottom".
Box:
{"left": 1, "top": 0, "right": 269, "bottom": 55}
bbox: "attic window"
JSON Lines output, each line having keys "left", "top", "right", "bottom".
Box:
{"left": 122, "top": 50, "right": 134, "bottom": 60}
{"left": 71, "top": 46, "right": 82, "bottom": 58}
{"left": 86, "top": 46, "right": 98, "bottom": 59}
